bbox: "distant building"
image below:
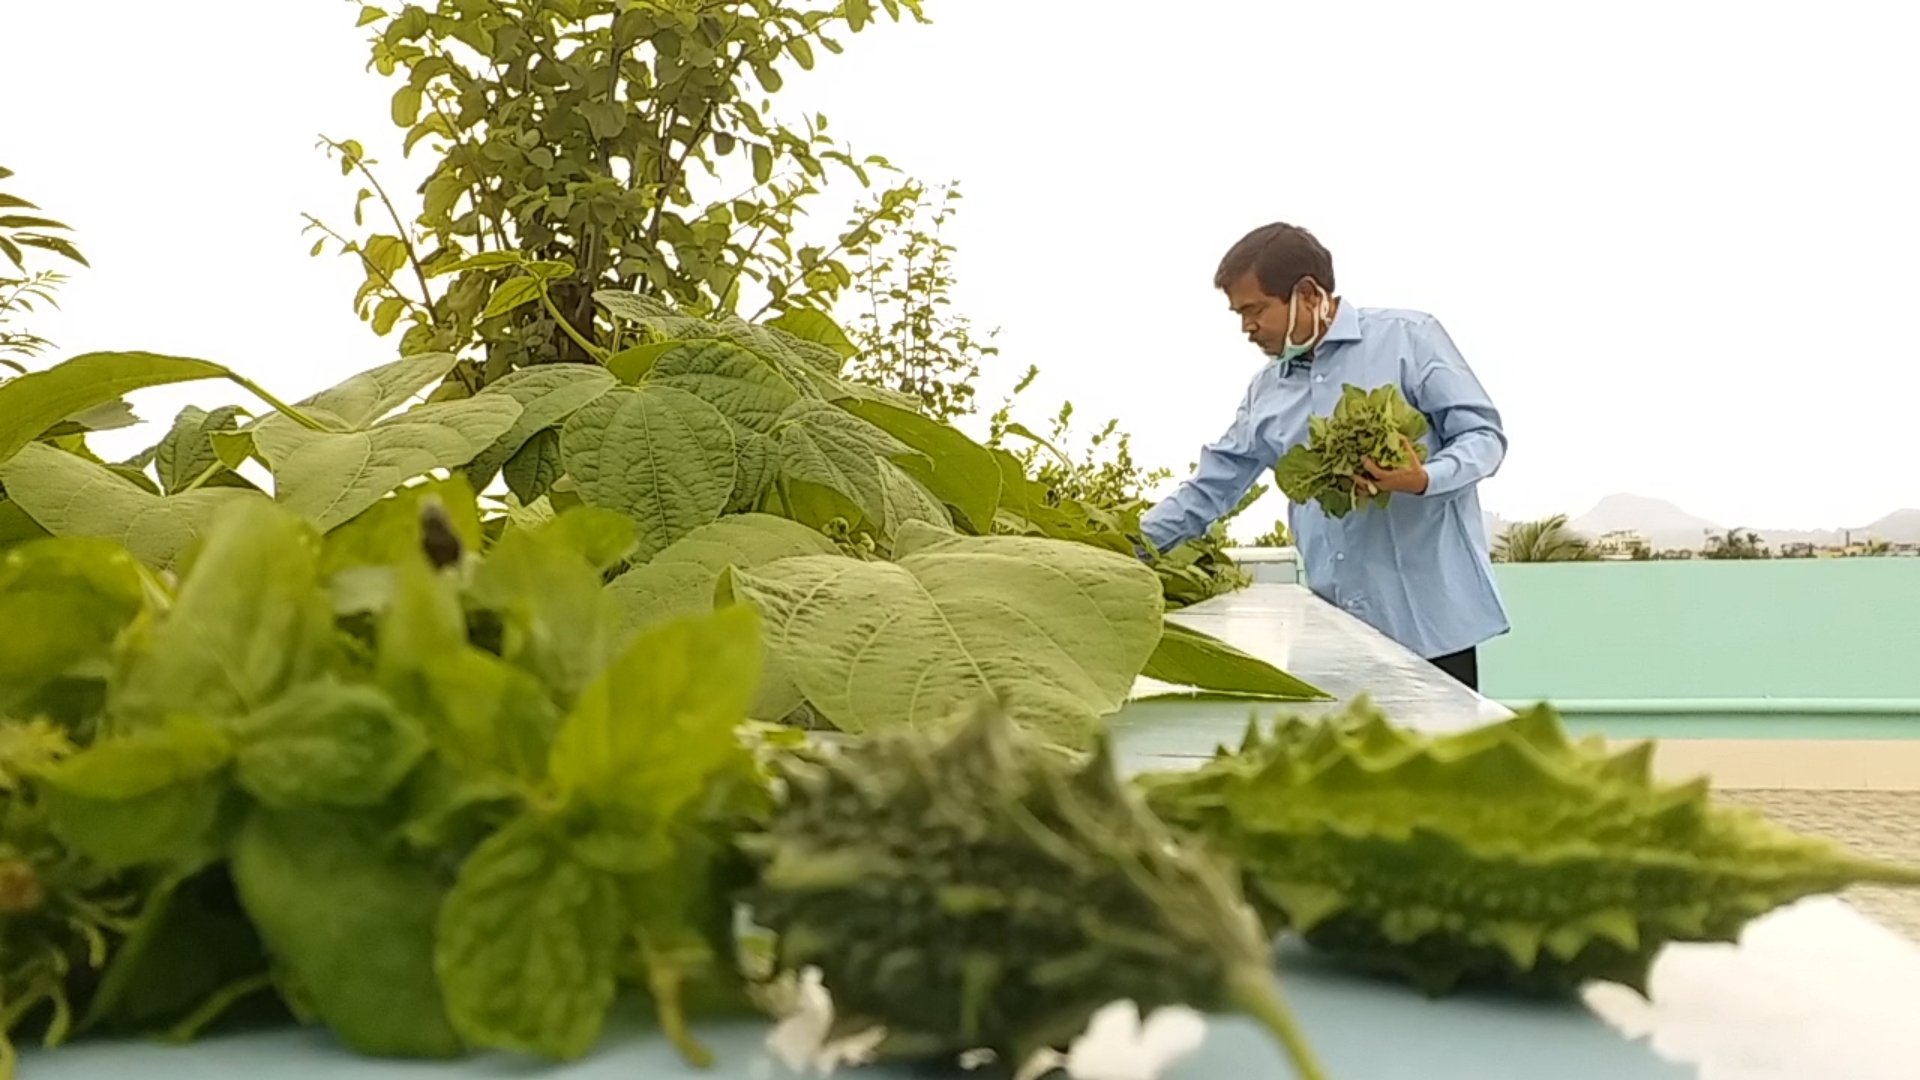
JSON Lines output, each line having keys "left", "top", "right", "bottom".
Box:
{"left": 1594, "top": 529, "right": 1651, "bottom": 561}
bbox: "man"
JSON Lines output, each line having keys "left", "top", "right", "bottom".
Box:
{"left": 1138, "top": 222, "right": 1509, "bottom": 691}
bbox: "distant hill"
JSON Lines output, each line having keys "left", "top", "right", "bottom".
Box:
{"left": 1569, "top": 495, "right": 1720, "bottom": 551}
{"left": 1486, "top": 495, "right": 1920, "bottom": 551}
{"left": 1861, "top": 509, "right": 1920, "bottom": 544}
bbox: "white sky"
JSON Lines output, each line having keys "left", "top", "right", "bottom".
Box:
{"left": 4, "top": 1, "right": 1915, "bottom": 533}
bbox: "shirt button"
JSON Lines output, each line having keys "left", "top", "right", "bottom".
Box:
{"left": 1335, "top": 552, "right": 1345, "bottom": 561}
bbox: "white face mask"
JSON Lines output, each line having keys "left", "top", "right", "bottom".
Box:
{"left": 1271, "top": 288, "right": 1332, "bottom": 362}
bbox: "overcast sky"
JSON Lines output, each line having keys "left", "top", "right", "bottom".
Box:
{"left": 4, "top": 1, "right": 1915, "bottom": 534}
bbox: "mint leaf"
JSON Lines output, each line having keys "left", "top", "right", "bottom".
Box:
{"left": 435, "top": 815, "right": 621, "bottom": 1059}
{"left": 548, "top": 604, "right": 762, "bottom": 823}
{"left": 231, "top": 807, "right": 463, "bottom": 1058}
{"left": 0, "top": 537, "right": 149, "bottom": 711}
{"left": 33, "top": 716, "right": 234, "bottom": 869}
{"left": 467, "top": 519, "right": 625, "bottom": 706}
{"left": 113, "top": 500, "right": 334, "bottom": 727}
{"left": 230, "top": 681, "right": 428, "bottom": 808}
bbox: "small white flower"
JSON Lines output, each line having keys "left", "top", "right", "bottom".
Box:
{"left": 762, "top": 966, "right": 889, "bottom": 1077}
{"left": 1013, "top": 1000, "right": 1209, "bottom": 1080}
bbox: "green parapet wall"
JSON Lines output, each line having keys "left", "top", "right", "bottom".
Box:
{"left": 1479, "top": 560, "right": 1920, "bottom": 739}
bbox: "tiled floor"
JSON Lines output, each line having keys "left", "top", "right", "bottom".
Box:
{"left": 1719, "top": 789, "right": 1920, "bottom": 942}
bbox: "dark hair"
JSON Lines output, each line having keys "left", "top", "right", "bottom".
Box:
{"left": 1213, "top": 223, "right": 1335, "bottom": 298}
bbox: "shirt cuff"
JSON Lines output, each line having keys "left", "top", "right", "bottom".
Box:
{"left": 1421, "top": 454, "right": 1461, "bottom": 497}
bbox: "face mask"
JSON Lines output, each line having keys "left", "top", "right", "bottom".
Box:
{"left": 1270, "top": 288, "right": 1332, "bottom": 362}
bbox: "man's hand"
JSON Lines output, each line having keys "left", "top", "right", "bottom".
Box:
{"left": 1355, "top": 434, "right": 1429, "bottom": 496}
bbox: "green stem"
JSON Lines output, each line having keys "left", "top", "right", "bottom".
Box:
{"left": 160, "top": 974, "right": 275, "bottom": 1044}
{"left": 538, "top": 283, "right": 609, "bottom": 362}
{"left": 221, "top": 375, "right": 336, "bottom": 432}
{"left": 177, "top": 458, "right": 226, "bottom": 493}
{"left": 641, "top": 946, "right": 713, "bottom": 1069}
{"left": 1230, "top": 969, "right": 1330, "bottom": 1080}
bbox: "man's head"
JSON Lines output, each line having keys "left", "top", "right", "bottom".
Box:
{"left": 1214, "top": 223, "right": 1336, "bottom": 358}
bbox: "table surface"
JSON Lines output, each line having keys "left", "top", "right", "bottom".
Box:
{"left": 22, "top": 585, "right": 1920, "bottom": 1080}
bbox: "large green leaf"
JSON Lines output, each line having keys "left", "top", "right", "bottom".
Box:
{"left": 258, "top": 397, "right": 523, "bottom": 531}
{"left": 461, "top": 365, "right": 618, "bottom": 490}
{"left": 0, "top": 442, "right": 267, "bottom": 570}
{"left": 765, "top": 308, "right": 857, "bottom": 363}
{"left": 605, "top": 513, "right": 839, "bottom": 631}
{"left": 0, "top": 351, "right": 233, "bottom": 464}
{"left": 283, "top": 352, "right": 461, "bottom": 430}
{"left": 1140, "top": 621, "right": 1330, "bottom": 701}
{"left": 595, "top": 291, "right": 842, "bottom": 380}
{"left": 719, "top": 523, "right": 1164, "bottom": 746}
{"left": 647, "top": 339, "right": 802, "bottom": 435}
{"left": 605, "top": 514, "right": 838, "bottom": 723}
{"left": 774, "top": 399, "right": 925, "bottom": 529}
{"left": 839, "top": 398, "right": 1002, "bottom": 532}
{"left": 559, "top": 384, "right": 736, "bottom": 561}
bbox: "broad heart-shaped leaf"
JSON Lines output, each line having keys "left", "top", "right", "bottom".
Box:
{"left": 604, "top": 515, "right": 838, "bottom": 723}
{"left": 113, "top": 500, "right": 335, "bottom": 731}
{"left": 0, "top": 536, "right": 151, "bottom": 711}
{"left": 606, "top": 514, "right": 840, "bottom": 632}
{"left": 461, "top": 364, "right": 618, "bottom": 490}
{"left": 228, "top": 680, "right": 429, "bottom": 809}
{"left": 720, "top": 524, "right": 1165, "bottom": 746}
{"left": 647, "top": 339, "right": 802, "bottom": 434}
{"left": 260, "top": 396, "right": 523, "bottom": 532}
{"left": 839, "top": 398, "right": 1001, "bottom": 533}
{"left": 232, "top": 807, "right": 463, "bottom": 1059}
{"left": 435, "top": 815, "right": 620, "bottom": 1060}
{"left": 156, "top": 404, "right": 248, "bottom": 494}
{"left": 774, "top": 399, "right": 925, "bottom": 529}
{"left": 278, "top": 352, "right": 461, "bottom": 431}
{"left": 559, "top": 384, "right": 736, "bottom": 561}
{"left": 765, "top": 308, "right": 857, "bottom": 363}
{"left": 550, "top": 604, "right": 762, "bottom": 822}
{"left": 1139, "top": 621, "right": 1330, "bottom": 701}
{"left": 595, "top": 290, "right": 842, "bottom": 379}
{"left": 726, "top": 423, "right": 778, "bottom": 513}
{"left": 503, "top": 427, "right": 564, "bottom": 504}
{"left": 0, "top": 442, "right": 269, "bottom": 570}
{"left": 0, "top": 351, "right": 234, "bottom": 464}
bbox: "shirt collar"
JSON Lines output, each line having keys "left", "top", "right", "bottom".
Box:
{"left": 1279, "top": 297, "right": 1361, "bottom": 376}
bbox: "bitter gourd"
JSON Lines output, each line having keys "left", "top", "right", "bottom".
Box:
{"left": 736, "top": 702, "right": 1328, "bottom": 1079}
{"left": 1137, "top": 697, "right": 1920, "bottom": 997}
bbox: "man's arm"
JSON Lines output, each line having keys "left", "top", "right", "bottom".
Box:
{"left": 1138, "top": 381, "right": 1270, "bottom": 553}
{"left": 1406, "top": 317, "right": 1507, "bottom": 498}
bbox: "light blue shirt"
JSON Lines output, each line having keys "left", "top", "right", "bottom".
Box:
{"left": 1140, "top": 300, "right": 1510, "bottom": 659}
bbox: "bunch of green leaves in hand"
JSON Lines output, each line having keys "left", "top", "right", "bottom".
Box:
{"left": 5, "top": 493, "right": 780, "bottom": 1068}
{"left": 1272, "top": 384, "right": 1430, "bottom": 518}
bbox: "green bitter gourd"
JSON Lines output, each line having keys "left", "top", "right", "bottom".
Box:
{"left": 736, "top": 702, "right": 1329, "bottom": 1079}
{"left": 1137, "top": 697, "right": 1920, "bottom": 997}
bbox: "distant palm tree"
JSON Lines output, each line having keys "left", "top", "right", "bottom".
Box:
{"left": 1702, "top": 528, "right": 1769, "bottom": 560}
{"left": 1494, "top": 514, "right": 1596, "bottom": 563}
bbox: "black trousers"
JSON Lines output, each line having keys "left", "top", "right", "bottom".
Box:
{"left": 1427, "top": 647, "right": 1479, "bottom": 692}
